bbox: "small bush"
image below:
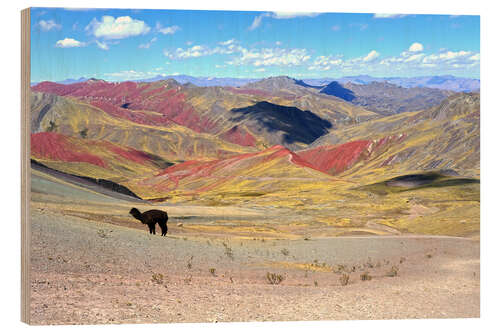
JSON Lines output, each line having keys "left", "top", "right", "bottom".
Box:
{"left": 151, "top": 273, "right": 164, "bottom": 284}
{"left": 340, "top": 273, "right": 350, "bottom": 286}
{"left": 266, "top": 272, "right": 284, "bottom": 285}
{"left": 47, "top": 120, "right": 57, "bottom": 132}
{"left": 386, "top": 266, "right": 399, "bottom": 277}
{"left": 281, "top": 248, "right": 290, "bottom": 256}
{"left": 333, "top": 264, "right": 346, "bottom": 274}
{"left": 222, "top": 242, "right": 234, "bottom": 259}
{"left": 360, "top": 272, "right": 372, "bottom": 281}
{"left": 80, "top": 128, "right": 88, "bottom": 138}
{"left": 209, "top": 268, "right": 216, "bottom": 276}
{"left": 365, "top": 258, "right": 374, "bottom": 268}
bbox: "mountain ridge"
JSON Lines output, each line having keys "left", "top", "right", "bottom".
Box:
{"left": 31, "top": 74, "right": 479, "bottom": 92}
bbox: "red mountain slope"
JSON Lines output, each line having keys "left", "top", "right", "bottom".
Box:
{"left": 297, "top": 134, "right": 407, "bottom": 175}
{"left": 31, "top": 132, "right": 165, "bottom": 178}
{"left": 131, "top": 145, "right": 334, "bottom": 197}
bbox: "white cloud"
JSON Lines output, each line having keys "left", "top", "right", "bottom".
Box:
{"left": 373, "top": 14, "right": 408, "bottom": 19}
{"left": 227, "top": 47, "right": 311, "bottom": 67}
{"left": 162, "top": 37, "right": 478, "bottom": 77}
{"left": 249, "top": 13, "right": 270, "bottom": 31}
{"left": 270, "top": 12, "right": 320, "bottom": 19}
{"left": 164, "top": 40, "right": 243, "bottom": 59}
{"left": 248, "top": 12, "right": 320, "bottom": 31}
{"left": 164, "top": 45, "right": 210, "bottom": 59}
{"left": 139, "top": 37, "right": 157, "bottom": 49}
{"left": 377, "top": 48, "right": 479, "bottom": 74}
{"left": 85, "top": 16, "right": 150, "bottom": 40}
{"left": 38, "top": 20, "right": 61, "bottom": 31}
{"left": 55, "top": 38, "right": 85, "bottom": 48}
{"left": 219, "top": 39, "right": 236, "bottom": 46}
{"left": 349, "top": 22, "right": 369, "bottom": 31}
{"left": 469, "top": 54, "right": 480, "bottom": 61}
{"left": 163, "top": 39, "right": 311, "bottom": 67}
{"left": 404, "top": 53, "right": 425, "bottom": 63}
{"left": 331, "top": 25, "right": 341, "bottom": 31}
{"left": 95, "top": 40, "right": 109, "bottom": 50}
{"left": 363, "top": 50, "right": 380, "bottom": 62}
{"left": 308, "top": 55, "right": 344, "bottom": 71}
{"left": 102, "top": 69, "right": 171, "bottom": 81}
{"left": 409, "top": 42, "right": 424, "bottom": 52}
{"left": 156, "top": 23, "right": 180, "bottom": 35}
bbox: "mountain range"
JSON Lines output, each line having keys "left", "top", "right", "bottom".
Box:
{"left": 32, "top": 74, "right": 480, "bottom": 92}
{"left": 30, "top": 75, "right": 479, "bottom": 204}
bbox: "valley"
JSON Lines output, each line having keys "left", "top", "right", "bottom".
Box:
{"left": 28, "top": 75, "right": 480, "bottom": 324}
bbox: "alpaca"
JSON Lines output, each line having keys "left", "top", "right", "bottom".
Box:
{"left": 129, "top": 208, "right": 169, "bottom": 236}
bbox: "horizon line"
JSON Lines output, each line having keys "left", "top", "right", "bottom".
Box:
{"left": 31, "top": 73, "right": 481, "bottom": 84}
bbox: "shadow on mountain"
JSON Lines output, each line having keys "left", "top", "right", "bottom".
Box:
{"left": 31, "top": 159, "right": 143, "bottom": 201}
{"left": 293, "top": 79, "right": 324, "bottom": 89}
{"left": 358, "top": 171, "right": 480, "bottom": 195}
{"left": 231, "top": 101, "right": 332, "bottom": 144}
{"left": 319, "top": 81, "right": 356, "bottom": 102}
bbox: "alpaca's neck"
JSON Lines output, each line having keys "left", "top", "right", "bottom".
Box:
{"left": 132, "top": 211, "right": 143, "bottom": 221}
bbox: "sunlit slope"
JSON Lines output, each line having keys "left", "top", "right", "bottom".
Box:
{"left": 125, "top": 145, "right": 349, "bottom": 200}
{"left": 31, "top": 91, "right": 258, "bottom": 161}
{"left": 297, "top": 134, "right": 407, "bottom": 175}
{"left": 32, "top": 77, "right": 379, "bottom": 150}
{"left": 309, "top": 93, "right": 480, "bottom": 180}
{"left": 30, "top": 132, "right": 173, "bottom": 181}
{"left": 236, "top": 76, "right": 379, "bottom": 124}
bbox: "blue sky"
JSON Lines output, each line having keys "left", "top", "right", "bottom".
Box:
{"left": 30, "top": 7, "right": 480, "bottom": 82}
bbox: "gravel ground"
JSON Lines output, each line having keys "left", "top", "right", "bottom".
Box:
{"left": 29, "top": 208, "right": 480, "bottom": 325}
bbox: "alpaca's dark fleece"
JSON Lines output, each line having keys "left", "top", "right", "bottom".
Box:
{"left": 129, "top": 208, "right": 169, "bottom": 236}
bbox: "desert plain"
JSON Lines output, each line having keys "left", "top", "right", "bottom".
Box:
{"left": 29, "top": 164, "right": 479, "bottom": 324}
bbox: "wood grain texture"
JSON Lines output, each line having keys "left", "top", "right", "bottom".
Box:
{"left": 21, "top": 7, "right": 31, "bottom": 325}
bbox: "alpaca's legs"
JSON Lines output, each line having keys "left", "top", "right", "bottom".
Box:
{"left": 159, "top": 222, "right": 168, "bottom": 236}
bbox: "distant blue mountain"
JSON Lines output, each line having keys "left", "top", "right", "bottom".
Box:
{"left": 31, "top": 74, "right": 479, "bottom": 92}
{"left": 31, "top": 77, "right": 89, "bottom": 86}
{"left": 304, "top": 75, "right": 479, "bottom": 92}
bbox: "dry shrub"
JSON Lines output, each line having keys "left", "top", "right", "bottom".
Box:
{"left": 386, "top": 266, "right": 399, "bottom": 277}
{"left": 266, "top": 272, "right": 284, "bottom": 285}
{"left": 340, "top": 273, "right": 350, "bottom": 286}
{"left": 151, "top": 273, "right": 164, "bottom": 284}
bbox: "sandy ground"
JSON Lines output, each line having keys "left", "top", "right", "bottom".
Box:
{"left": 29, "top": 206, "right": 479, "bottom": 325}
{"left": 27, "top": 170, "right": 480, "bottom": 324}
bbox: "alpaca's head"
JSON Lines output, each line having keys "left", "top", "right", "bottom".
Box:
{"left": 129, "top": 207, "right": 142, "bottom": 220}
